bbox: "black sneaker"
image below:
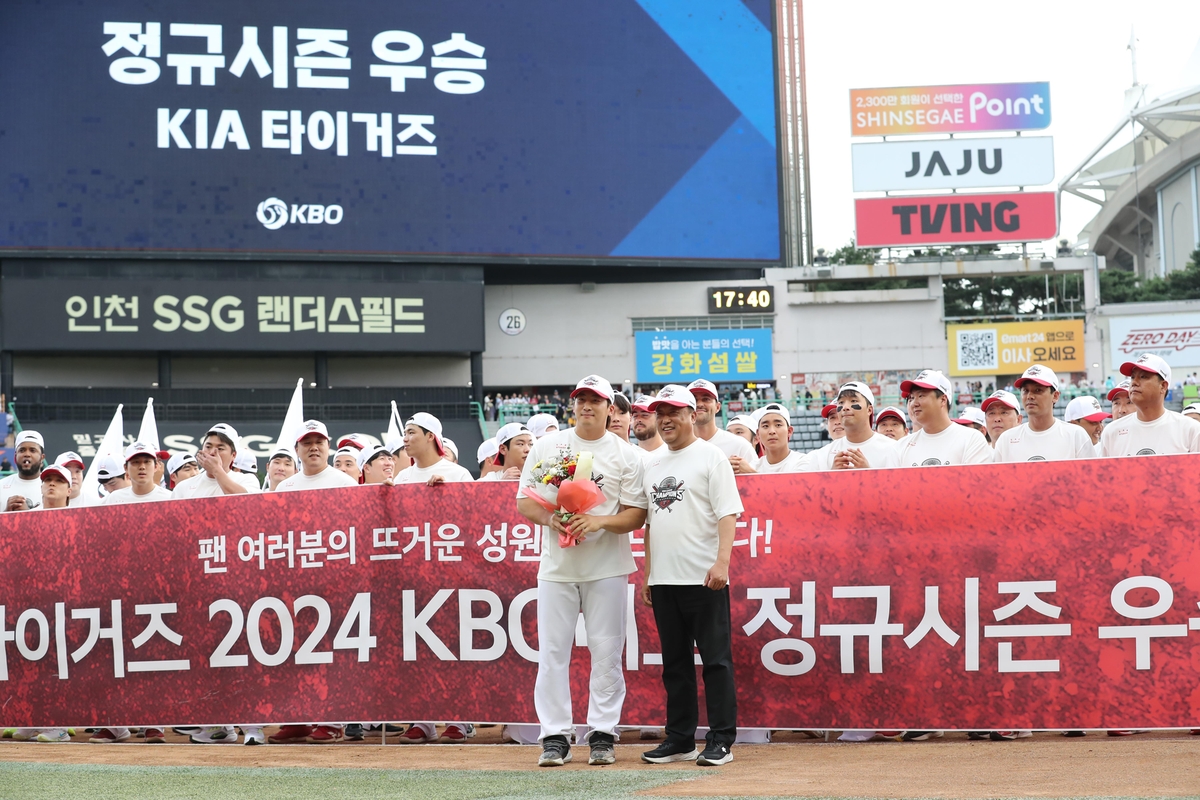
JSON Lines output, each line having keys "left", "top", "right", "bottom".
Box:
{"left": 538, "top": 735, "right": 572, "bottom": 767}
{"left": 641, "top": 739, "right": 699, "bottom": 764}
{"left": 697, "top": 741, "right": 733, "bottom": 766}
{"left": 344, "top": 724, "right": 365, "bottom": 741}
{"left": 588, "top": 731, "right": 616, "bottom": 765}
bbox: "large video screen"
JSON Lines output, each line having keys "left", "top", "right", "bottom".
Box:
{"left": 0, "top": 1, "right": 780, "bottom": 263}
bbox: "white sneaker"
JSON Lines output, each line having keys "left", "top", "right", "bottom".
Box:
{"left": 10, "top": 728, "right": 40, "bottom": 741}
{"left": 837, "top": 730, "right": 878, "bottom": 742}
{"left": 243, "top": 726, "right": 266, "bottom": 745}
{"left": 189, "top": 726, "right": 238, "bottom": 744}
{"left": 37, "top": 729, "right": 70, "bottom": 743}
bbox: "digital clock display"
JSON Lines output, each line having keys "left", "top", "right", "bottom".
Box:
{"left": 707, "top": 286, "right": 774, "bottom": 314}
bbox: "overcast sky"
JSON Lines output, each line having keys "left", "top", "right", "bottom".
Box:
{"left": 801, "top": 0, "right": 1200, "bottom": 255}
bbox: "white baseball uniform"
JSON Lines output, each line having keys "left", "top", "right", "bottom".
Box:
{"left": 519, "top": 428, "right": 646, "bottom": 742}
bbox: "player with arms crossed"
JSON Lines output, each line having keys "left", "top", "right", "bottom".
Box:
{"left": 516, "top": 375, "right": 648, "bottom": 768}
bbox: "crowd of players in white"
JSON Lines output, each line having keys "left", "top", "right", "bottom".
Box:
{"left": 2, "top": 349, "right": 1197, "bottom": 760}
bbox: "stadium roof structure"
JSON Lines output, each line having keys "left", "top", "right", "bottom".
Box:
{"left": 1061, "top": 84, "right": 1200, "bottom": 276}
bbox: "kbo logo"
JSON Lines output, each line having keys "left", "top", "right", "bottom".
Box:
{"left": 256, "top": 197, "right": 344, "bottom": 230}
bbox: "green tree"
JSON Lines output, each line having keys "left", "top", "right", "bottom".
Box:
{"left": 1099, "top": 249, "right": 1200, "bottom": 303}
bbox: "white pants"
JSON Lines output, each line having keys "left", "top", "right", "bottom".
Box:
{"left": 535, "top": 576, "right": 628, "bottom": 742}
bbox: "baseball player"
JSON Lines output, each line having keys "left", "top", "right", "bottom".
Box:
{"left": 332, "top": 447, "right": 362, "bottom": 482}
{"left": 993, "top": 365, "right": 1095, "bottom": 462}
{"left": 165, "top": 453, "right": 201, "bottom": 489}
{"left": 477, "top": 438, "right": 502, "bottom": 478}
{"left": 639, "top": 385, "right": 742, "bottom": 767}
{"left": 1064, "top": 396, "right": 1111, "bottom": 454}
{"left": 394, "top": 413, "right": 473, "bottom": 485}
{"left": 104, "top": 442, "right": 173, "bottom": 504}
{"left": 873, "top": 407, "right": 908, "bottom": 442}
{"left": 981, "top": 390, "right": 1022, "bottom": 447}
{"left": 632, "top": 394, "right": 665, "bottom": 456}
{"left": 479, "top": 423, "right": 533, "bottom": 481}
{"left": 1107, "top": 378, "right": 1135, "bottom": 420}
{"left": 734, "top": 403, "right": 809, "bottom": 473}
{"left": 0, "top": 430, "right": 45, "bottom": 510}
{"left": 263, "top": 448, "right": 296, "bottom": 491}
{"left": 527, "top": 413, "right": 561, "bottom": 439}
{"left": 898, "top": 370, "right": 993, "bottom": 468}
{"left": 53, "top": 451, "right": 86, "bottom": 504}
{"left": 39, "top": 464, "right": 72, "bottom": 510}
{"left": 686, "top": 379, "right": 757, "bottom": 464}
{"left": 358, "top": 444, "right": 396, "bottom": 485}
{"left": 172, "top": 423, "right": 261, "bottom": 498}
{"left": 1101, "top": 353, "right": 1200, "bottom": 457}
{"left": 809, "top": 383, "right": 901, "bottom": 471}
{"left": 516, "top": 375, "right": 647, "bottom": 767}
{"left": 953, "top": 407, "right": 988, "bottom": 441}
{"left": 269, "top": 420, "right": 357, "bottom": 746}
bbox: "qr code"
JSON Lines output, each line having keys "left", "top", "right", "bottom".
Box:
{"left": 957, "top": 329, "right": 997, "bottom": 371}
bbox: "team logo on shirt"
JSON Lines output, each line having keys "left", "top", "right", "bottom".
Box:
{"left": 919, "top": 458, "right": 946, "bottom": 466}
{"left": 1135, "top": 448, "right": 1156, "bottom": 455}
{"left": 1027, "top": 456, "right": 1047, "bottom": 461}
{"left": 650, "top": 476, "right": 686, "bottom": 511}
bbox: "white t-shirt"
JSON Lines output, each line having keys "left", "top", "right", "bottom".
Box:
{"left": 702, "top": 428, "right": 757, "bottom": 461}
{"left": 643, "top": 439, "right": 744, "bottom": 586}
{"left": 275, "top": 465, "right": 359, "bottom": 491}
{"left": 172, "top": 470, "right": 261, "bottom": 499}
{"left": 519, "top": 428, "right": 647, "bottom": 583}
{"left": 754, "top": 449, "right": 811, "bottom": 473}
{"left": 993, "top": 420, "right": 1095, "bottom": 462}
{"left": 104, "top": 485, "right": 173, "bottom": 504}
{"left": 900, "top": 423, "right": 994, "bottom": 467}
{"left": 637, "top": 442, "right": 666, "bottom": 463}
{"left": 477, "top": 471, "right": 504, "bottom": 481}
{"left": 1101, "top": 410, "right": 1200, "bottom": 457}
{"left": 808, "top": 433, "right": 902, "bottom": 471}
{"left": 0, "top": 474, "right": 43, "bottom": 510}
{"left": 395, "top": 460, "right": 474, "bottom": 484}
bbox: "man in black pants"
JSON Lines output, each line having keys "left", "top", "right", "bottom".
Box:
{"left": 639, "top": 384, "right": 743, "bottom": 766}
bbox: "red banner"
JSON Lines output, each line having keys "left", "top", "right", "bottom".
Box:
{"left": 2, "top": 457, "right": 1199, "bottom": 729}
{"left": 855, "top": 191, "right": 1057, "bottom": 247}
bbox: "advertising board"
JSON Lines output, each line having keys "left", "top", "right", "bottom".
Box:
{"left": 850, "top": 82, "right": 1051, "bottom": 137}
{"left": 851, "top": 136, "right": 1054, "bottom": 192}
{"left": 855, "top": 192, "right": 1057, "bottom": 248}
{"left": 634, "top": 328, "right": 773, "bottom": 383}
{"left": 947, "top": 320, "right": 1085, "bottom": 377}
{"left": 0, "top": 0, "right": 779, "bottom": 262}
{"left": 1107, "top": 313, "right": 1200, "bottom": 372}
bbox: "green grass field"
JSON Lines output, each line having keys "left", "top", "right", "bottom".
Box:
{"left": 0, "top": 761, "right": 1195, "bottom": 800}
{"left": 0, "top": 764, "right": 709, "bottom": 800}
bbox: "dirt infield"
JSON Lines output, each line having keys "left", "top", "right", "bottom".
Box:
{"left": 2, "top": 727, "right": 1199, "bottom": 797}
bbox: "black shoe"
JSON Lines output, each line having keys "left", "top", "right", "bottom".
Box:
{"left": 641, "top": 739, "right": 699, "bottom": 764}
{"left": 1063, "top": 730, "right": 1086, "bottom": 737}
{"left": 588, "top": 731, "right": 615, "bottom": 765}
{"left": 538, "top": 735, "right": 572, "bottom": 767}
{"left": 697, "top": 741, "right": 733, "bottom": 766}
{"left": 344, "top": 724, "right": 365, "bottom": 741}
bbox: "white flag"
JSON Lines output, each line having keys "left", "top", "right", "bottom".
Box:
{"left": 137, "top": 397, "right": 160, "bottom": 451}
{"left": 276, "top": 378, "right": 305, "bottom": 452}
{"left": 386, "top": 400, "right": 403, "bottom": 451}
{"left": 80, "top": 404, "right": 123, "bottom": 504}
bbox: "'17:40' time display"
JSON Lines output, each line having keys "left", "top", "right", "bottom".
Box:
{"left": 708, "top": 286, "right": 774, "bottom": 314}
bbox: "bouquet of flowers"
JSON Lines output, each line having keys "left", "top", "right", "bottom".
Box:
{"left": 521, "top": 451, "right": 606, "bottom": 548}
